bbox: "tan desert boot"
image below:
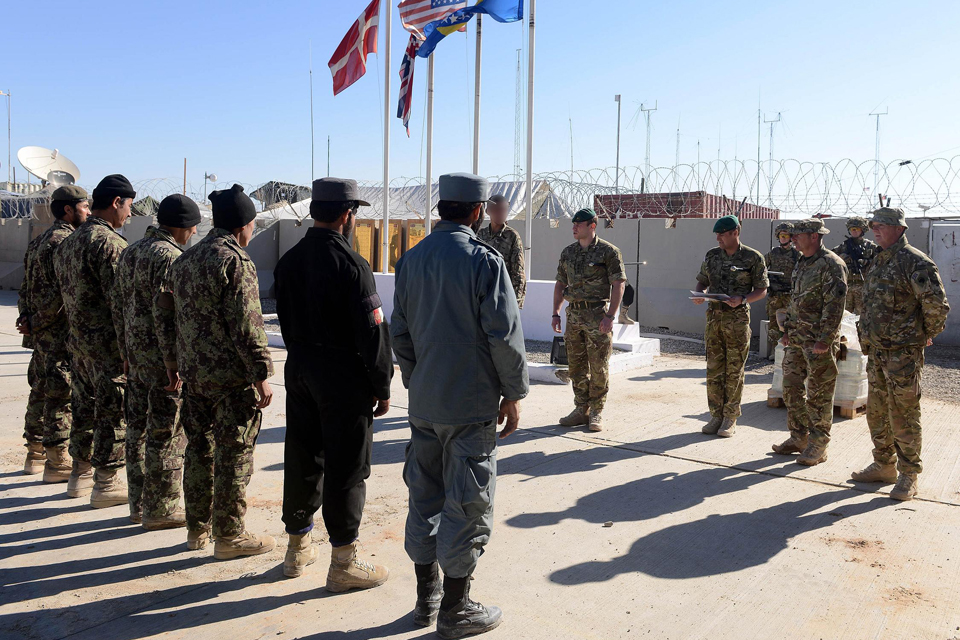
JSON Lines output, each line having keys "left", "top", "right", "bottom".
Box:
{"left": 797, "top": 442, "right": 828, "bottom": 466}
{"left": 187, "top": 528, "right": 211, "bottom": 550}
{"left": 717, "top": 418, "right": 737, "bottom": 438}
{"left": 701, "top": 416, "right": 723, "bottom": 435}
{"left": 283, "top": 531, "right": 319, "bottom": 578}
{"left": 42, "top": 444, "right": 72, "bottom": 483}
{"left": 23, "top": 442, "right": 45, "bottom": 475}
{"left": 326, "top": 542, "right": 389, "bottom": 593}
{"left": 890, "top": 474, "right": 918, "bottom": 501}
{"left": 618, "top": 306, "right": 636, "bottom": 325}
{"left": 214, "top": 531, "right": 276, "bottom": 560}
{"left": 772, "top": 436, "right": 808, "bottom": 455}
{"left": 142, "top": 510, "right": 187, "bottom": 531}
{"left": 90, "top": 468, "right": 128, "bottom": 508}
{"left": 850, "top": 462, "right": 897, "bottom": 484}
{"left": 558, "top": 405, "right": 589, "bottom": 427}
{"left": 588, "top": 413, "right": 603, "bottom": 432}
{"left": 67, "top": 460, "right": 94, "bottom": 497}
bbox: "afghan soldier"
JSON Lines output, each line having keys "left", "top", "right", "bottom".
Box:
{"left": 164, "top": 184, "right": 275, "bottom": 556}
{"left": 478, "top": 194, "right": 526, "bottom": 308}
{"left": 16, "top": 186, "right": 89, "bottom": 481}
{"left": 551, "top": 208, "right": 627, "bottom": 432}
{"left": 771, "top": 219, "right": 847, "bottom": 465}
{"left": 692, "top": 215, "right": 769, "bottom": 437}
{"left": 851, "top": 207, "right": 949, "bottom": 501}
{"left": 832, "top": 216, "right": 878, "bottom": 314}
{"left": 274, "top": 178, "right": 394, "bottom": 588}
{"left": 115, "top": 195, "right": 199, "bottom": 528}
{"left": 764, "top": 222, "right": 799, "bottom": 353}
{"left": 56, "top": 175, "right": 133, "bottom": 507}
{"left": 392, "top": 173, "right": 528, "bottom": 638}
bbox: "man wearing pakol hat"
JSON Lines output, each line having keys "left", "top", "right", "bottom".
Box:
{"left": 771, "top": 218, "right": 847, "bottom": 465}
{"left": 16, "top": 185, "right": 89, "bottom": 482}
{"left": 115, "top": 194, "right": 200, "bottom": 529}
{"left": 392, "top": 172, "right": 528, "bottom": 637}
{"left": 56, "top": 174, "right": 135, "bottom": 507}
{"left": 551, "top": 207, "right": 627, "bottom": 432}
{"left": 763, "top": 222, "right": 800, "bottom": 355}
{"left": 163, "top": 184, "right": 275, "bottom": 556}
{"left": 692, "top": 215, "right": 769, "bottom": 437}
{"left": 273, "top": 178, "right": 393, "bottom": 590}
{"left": 478, "top": 193, "right": 526, "bottom": 308}
{"left": 832, "top": 215, "right": 879, "bottom": 314}
{"left": 850, "top": 207, "right": 949, "bottom": 501}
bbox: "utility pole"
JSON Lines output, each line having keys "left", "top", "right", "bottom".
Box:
{"left": 674, "top": 116, "right": 680, "bottom": 192}
{"left": 568, "top": 116, "right": 574, "bottom": 176}
{"left": 641, "top": 101, "right": 657, "bottom": 186}
{"left": 756, "top": 107, "right": 761, "bottom": 205}
{"left": 309, "top": 41, "right": 315, "bottom": 182}
{"left": 869, "top": 108, "right": 888, "bottom": 196}
{"left": 327, "top": 136, "right": 331, "bottom": 177}
{"left": 764, "top": 111, "right": 780, "bottom": 207}
{"left": 513, "top": 49, "right": 523, "bottom": 177}
{"left": 614, "top": 94, "right": 621, "bottom": 197}
{"left": 0, "top": 91, "right": 10, "bottom": 186}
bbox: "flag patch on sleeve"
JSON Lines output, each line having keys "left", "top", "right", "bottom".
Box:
{"left": 372, "top": 307, "right": 384, "bottom": 325}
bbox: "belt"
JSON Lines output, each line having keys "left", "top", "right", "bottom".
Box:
{"left": 567, "top": 300, "right": 606, "bottom": 310}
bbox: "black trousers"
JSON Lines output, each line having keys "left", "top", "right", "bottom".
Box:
{"left": 281, "top": 347, "right": 374, "bottom": 545}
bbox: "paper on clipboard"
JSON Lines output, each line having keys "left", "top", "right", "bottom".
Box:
{"left": 689, "top": 291, "right": 732, "bottom": 301}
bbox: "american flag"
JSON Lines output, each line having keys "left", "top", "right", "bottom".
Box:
{"left": 398, "top": 0, "right": 467, "bottom": 40}
{"left": 396, "top": 34, "right": 419, "bottom": 136}
{"left": 328, "top": 0, "right": 380, "bottom": 96}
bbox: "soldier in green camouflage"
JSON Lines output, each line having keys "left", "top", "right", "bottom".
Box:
{"left": 831, "top": 216, "right": 878, "bottom": 314}
{"left": 115, "top": 195, "right": 200, "bottom": 529}
{"left": 850, "top": 207, "right": 949, "bottom": 501}
{"left": 771, "top": 218, "right": 847, "bottom": 465}
{"left": 763, "top": 222, "right": 799, "bottom": 351}
{"left": 692, "top": 215, "right": 769, "bottom": 438}
{"left": 552, "top": 208, "right": 626, "bottom": 433}
{"left": 478, "top": 194, "right": 526, "bottom": 308}
{"left": 55, "top": 175, "right": 135, "bottom": 508}
{"left": 162, "top": 184, "right": 275, "bottom": 558}
{"left": 16, "top": 186, "right": 89, "bottom": 482}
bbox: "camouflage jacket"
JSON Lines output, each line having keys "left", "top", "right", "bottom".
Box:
{"left": 556, "top": 235, "right": 626, "bottom": 303}
{"left": 764, "top": 244, "right": 800, "bottom": 294}
{"left": 696, "top": 243, "right": 769, "bottom": 310}
{"left": 831, "top": 236, "right": 879, "bottom": 283}
{"left": 18, "top": 219, "right": 75, "bottom": 350}
{"left": 165, "top": 228, "right": 273, "bottom": 393}
{"left": 114, "top": 226, "right": 183, "bottom": 383}
{"left": 783, "top": 247, "right": 847, "bottom": 346}
{"left": 860, "top": 235, "right": 949, "bottom": 350}
{"left": 54, "top": 216, "right": 127, "bottom": 363}
{"left": 478, "top": 223, "right": 526, "bottom": 308}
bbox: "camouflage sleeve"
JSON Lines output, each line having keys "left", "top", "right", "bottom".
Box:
{"left": 102, "top": 240, "right": 128, "bottom": 360}
{"left": 751, "top": 253, "right": 770, "bottom": 290}
{"left": 696, "top": 259, "right": 710, "bottom": 288}
{"left": 153, "top": 254, "right": 179, "bottom": 370}
{"left": 222, "top": 257, "right": 274, "bottom": 383}
{"left": 764, "top": 251, "right": 772, "bottom": 270}
{"left": 606, "top": 245, "right": 627, "bottom": 283}
{"left": 510, "top": 233, "right": 526, "bottom": 308}
{"left": 556, "top": 250, "right": 568, "bottom": 285}
{"left": 817, "top": 261, "right": 848, "bottom": 345}
{"left": 910, "top": 260, "right": 950, "bottom": 339}
{"left": 17, "top": 246, "right": 28, "bottom": 316}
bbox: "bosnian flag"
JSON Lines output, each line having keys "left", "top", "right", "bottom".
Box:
{"left": 328, "top": 0, "right": 381, "bottom": 96}
{"left": 397, "top": 34, "right": 420, "bottom": 136}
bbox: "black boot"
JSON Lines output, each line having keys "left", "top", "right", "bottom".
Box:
{"left": 413, "top": 563, "right": 443, "bottom": 627}
{"left": 436, "top": 576, "right": 502, "bottom": 639}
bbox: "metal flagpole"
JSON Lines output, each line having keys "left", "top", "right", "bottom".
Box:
{"left": 524, "top": 0, "right": 535, "bottom": 279}
{"left": 310, "top": 41, "right": 315, "bottom": 182}
{"left": 382, "top": 0, "right": 392, "bottom": 273}
{"left": 425, "top": 55, "right": 435, "bottom": 236}
{"left": 473, "top": 14, "right": 482, "bottom": 174}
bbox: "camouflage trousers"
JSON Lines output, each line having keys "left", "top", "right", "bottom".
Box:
{"left": 69, "top": 357, "right": 126, "bottom": 469}
{"left": 782, "top": 342, "right": 839, "bottom": 446}
{"left": 845, "top": 279, "right": 864, "bottom": 315}
{"left": 564, "top": 305, "right": 613, "bottom": 414}
{"left": 126, "top": 370, "right": 186, "bottom": 519}
{"left": 22, "top": 350, "right": 45, "bottom": 445}
{"left": 866, "top": 346, "right": 924, "bottom": 475}
{"left": 182, "top": 385, "right": 262, "bottom": 538}
{"left": 23, "top": 340, "right": 73, "bottom": 448}
{"left": 705, "top": 306, "right": 751, "bottom": 419}
{"left": 765, "top": 294, "right": 791, "bottom": 344}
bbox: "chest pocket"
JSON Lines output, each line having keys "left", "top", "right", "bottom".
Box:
{"left": 584, "top": 259, "right": 608, "bottom": 285}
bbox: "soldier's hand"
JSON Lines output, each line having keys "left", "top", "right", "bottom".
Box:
{"left": 692, "top": 297, "right": 705, "bottom": 305}
{"left": 254, "top": 380, "right": 273, "bottom": 409}
{"left": 724, "top": 295, "right": 744, "bottom": 308}
{"left": 780, "top": 336, "right": 789, "bottom": 346}
{"left": 15, "top": 313, "right": 30, "bottom": 335}
{"left": 164, "top": 368, "right": 182, "bottom": 392}
{"left": 372, "top": 397, "right": 390, "bottom": 417}
{"left": 551, "top": 315, "right": 562, "bottom": 333}
{"left": 599, "top": 315, "right": 614, "bottom": 334}
{"left": 811, "top": 341, "right": 828, "bottom": 355}
{"left": 498, "top": 398, "right": 520, "bottom": 439}
{"left": 926, "top": 338, "right": 934, "bottom": 347}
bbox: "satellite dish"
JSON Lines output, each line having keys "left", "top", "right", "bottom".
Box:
{"left": 205, "top": 173, "right": 218, "bottom": 182}
{"left": 17, "top": 146, "right": 80, "bottom": 185}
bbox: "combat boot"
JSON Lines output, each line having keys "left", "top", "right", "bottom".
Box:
{"left": 213, "top": 531, "right": 276, "bottom": 560}
{"left": 890, "top": 474, "right": 918, "bottom": 501}
{"left": 717, "top": 418, "right": 737, "bottom": 438}
{"left": 850, "top": 462, "right": 898, "bottom": 484}
{"left": 42, "top": 444, "right": 72, "bottom": 483}
{"left": 618, "top": 306, "right": 635, "bottom": 325}
{"left": 67, "top": 460, "right": 94, "bottom": 497}
{"left": 283, "top": 531, "right": 319, "bottom": 578}
{"left": 772, "top": 436, "right": 807, "bottom": 455}
{"left": 142, "top": 510, "right": 187, "bottom": 531}
{"left": 90, "top": 468, "right": 128, "bottom": 508}
{"left": 558, "top": 405, "right": 589, "bottom": 427}
{"left": 588, "top": 412, "right": 603, "bottom": 432}
{"left": 436, "top": 576, "right": 503, "bottom": 639}
{"left": 797, "top": 442, "right": 828, "bottom": 466}
{"left": 23, "top": 442, "right": 44, "bottom": 475}
{"left": 701, "top": 416, "right": 722, "bottom": 435}
{"left": 413, "top": 562, "right": 444, "bottom": 627}
{"left": 326, "top": 541, "right": 389, "bottom": 592}
{"left": 187, "top": 528, "right": 211, "bottom": 550}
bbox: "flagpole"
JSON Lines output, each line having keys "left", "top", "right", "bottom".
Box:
{"left": 472, "top": 14, "right": 482, "bottom": 174}
{"left": 524, "top": 0, "right": 535, "bottom": 279}
{"left": 425, "top": 54, "right": 435, "bottom": 236}
{"left": 382, "top": 0, "right": 392, "bottom": 273}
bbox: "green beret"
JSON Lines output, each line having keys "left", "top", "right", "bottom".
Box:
{"left": 51, "top": 185, "right": 88, "bottom": 203}
{"left": 792, "top": 218, "right": 830, "bottom": 235}
{"left": 572, "top": 208, "right": 598, "bottom": 223}
{"left": 713, "top": 215, "right": 740, "bottom": 233}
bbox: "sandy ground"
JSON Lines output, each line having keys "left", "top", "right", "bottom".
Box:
{"left": 3, "top": 291, "right": 960, "bottom": 640}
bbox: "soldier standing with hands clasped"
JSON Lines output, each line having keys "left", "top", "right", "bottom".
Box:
{"left": 764, "top": 222, "right": 799, "bottom": 354}
{"left": 478, "top": 193, "right": 526, "bottom": 307}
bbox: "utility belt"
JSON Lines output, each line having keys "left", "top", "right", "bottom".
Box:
{"left": 566, "top": 300, "right": 607, "bottom": 310}
{"left": 708, "top": 300, "right": 749, "bottom": 312}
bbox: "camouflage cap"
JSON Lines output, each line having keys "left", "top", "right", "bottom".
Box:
{"left": 869, "top": 207, "right": 908, "bottom": 229}
{"left": 51, "top": 185, "right": 88, "bottom": 203}
{"left": 846, "top": 216, "right": 869, "bottom": 229}
{"left": 774, "top": 222, "right": 794, "bottom": 235}
{"left": 792, "top": 218, "right": 830, "bottom": 235}
{"left": 572, "top": 208, "right": 598, "bottom": 223}
{"left": 713, "top": 214, "right": 740, "bottom": 233}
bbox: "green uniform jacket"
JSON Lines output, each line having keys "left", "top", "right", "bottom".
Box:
{"left": 696, "top": 243, "right": 769, "bottom": 309}
{"left": 764, "top": 244, "right": 800, "bottom": 295}
{"left": 831, "top": 236, "right": 879, "bottom": 283}
{"left": 783, "top": 247, "right": 848, "bottom": 346}
{"left": 478, "top": 223, "right": 526, "bottom": 308}
{"left": 18, "top": 219, "right": 75, "bottom": 348}
{"left": 556, "top": 236, "right": 626, "bottom": 303}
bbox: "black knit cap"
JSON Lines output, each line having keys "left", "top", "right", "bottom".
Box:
{"left": 209, "top": 184, "right": 256, "bottom": 230}
{"left": 157, "top": 194, "right": 202, "bottom": 228}
{"left": 92, "top": 174, "right": 136, "bottom": 204}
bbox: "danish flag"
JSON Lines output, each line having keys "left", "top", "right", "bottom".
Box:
{"left": 328, "top": 0, "right": 381, "bottom": 96}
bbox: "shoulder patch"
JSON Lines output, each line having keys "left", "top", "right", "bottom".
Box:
{"left": 362, "top": 292, "right": 384, "bottom": 326}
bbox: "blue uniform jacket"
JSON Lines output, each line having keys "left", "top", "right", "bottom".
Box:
{"left": 391, "top": 220, "right": 529, "bottom": 425}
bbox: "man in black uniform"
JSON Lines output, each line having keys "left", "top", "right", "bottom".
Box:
{"left": 274, "top": 178, "right": 394, "bottom": 592}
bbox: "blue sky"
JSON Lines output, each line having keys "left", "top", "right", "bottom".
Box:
{"left": 3, "top": 0, "right": 958, "bottom": 192}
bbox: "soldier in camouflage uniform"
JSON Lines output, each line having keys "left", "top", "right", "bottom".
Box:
{"left": 771, "top": 218, "right": 847, "bottom": 465}
{"left": 552, "top": 208, "right": 626, "bottom": 432}
{"left": 693, "top": 215, "right": 769, "bottom": 438}
{"left": 16, "top": 186, "right": 89, "bottom": 481}
{"left": 763, "top": 222, "right": 799, "bottom": 351}
{"left": 850, "top": 207, "right": 949, "bottom": 501}
{"left": 162, "top": 184, "right": 275, "bottom": 558}
{"left": 115, "top": 195, "right": 200, "bottom": 529}
{"left": 832, "top": 216, "right": 879, "bottom": 314}
{"left": 478, "top": 194, "right": 526, "bottom": 308}
{"left": 55, "top": 175, "right": 134, "bottom": 508}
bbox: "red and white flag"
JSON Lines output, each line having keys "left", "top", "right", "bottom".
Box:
{"left": 328, "top": 0, "right": 381, "bottom": 96}
{"left": 398, "top": 0, "right": 467, "bottom": 40}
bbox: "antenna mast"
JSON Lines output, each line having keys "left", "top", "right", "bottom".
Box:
{"left": 869, "top": 108, "right": 888, "bottom": 196}
{"left": 764, "top": 111, "right": 780, "bottom": 206}
{"left": 513, "top": 48, "right": 523, "bottom": 177}
{"left": 641, "top": 101, "right": 657, "bottom": 187}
